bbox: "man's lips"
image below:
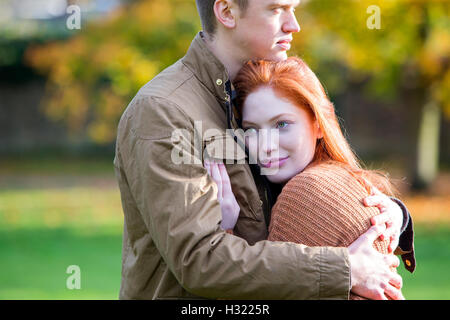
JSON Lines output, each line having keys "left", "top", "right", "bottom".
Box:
{"left": 276, "top": 39, "right": 292, "bottom": 50}
{"left": 260, "top": 156, "right": 289, "bottom": 168}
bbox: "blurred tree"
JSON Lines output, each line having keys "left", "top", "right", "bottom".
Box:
{"left": 293, "top": 0, "right": 449, "bottom": 190}
{"left": 25, "top": 0, "right": 200, "bottom": 144}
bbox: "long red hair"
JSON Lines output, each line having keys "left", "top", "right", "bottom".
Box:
{"left": 234, "top": 57, "right": 396, "bottom": 196}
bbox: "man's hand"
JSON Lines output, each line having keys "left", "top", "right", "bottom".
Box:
{"left": 364, "top": 188, "right": 403, "bottom": 253}
{"left": 348, "top": 224, "right": 405, "bottom": 300}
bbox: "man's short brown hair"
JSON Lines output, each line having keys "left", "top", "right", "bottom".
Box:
{"left": 195, "top": 0, "right": 249, "bottom": 35}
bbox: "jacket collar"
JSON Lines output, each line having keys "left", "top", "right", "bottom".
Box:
{"left": 182, "top": 32, "right": 230, "bottom": 105}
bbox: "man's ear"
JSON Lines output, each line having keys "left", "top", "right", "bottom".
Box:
{"left": 213, "top": 0, "right": 238, "bottom": 29}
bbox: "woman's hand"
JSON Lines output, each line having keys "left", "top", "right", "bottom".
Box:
{"left": 363, "top": 188, "right": 404, "bottom": 253}
{"left": 204, "top": 158, "right": 240, "bottom": 231}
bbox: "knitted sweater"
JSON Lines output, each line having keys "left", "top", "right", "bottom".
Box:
{"left": 268, "top": 161, "right": 394, "bottom": 300}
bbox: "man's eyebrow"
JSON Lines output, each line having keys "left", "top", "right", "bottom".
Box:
{"left": 267, "top": 0, "right": 300, "bottom": 9}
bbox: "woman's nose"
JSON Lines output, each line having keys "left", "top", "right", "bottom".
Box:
{"left": 258, "top": 129, "right": 279, "bottom": 156}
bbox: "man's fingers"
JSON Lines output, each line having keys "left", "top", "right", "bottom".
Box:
{"left": 370, "top": 211, "right": 395, "bottom": 242}
{"left": 385, "top": 284, "right": 405, "bottom": 300}
{"left": 385, "top": 254, "right": 400, "bottom": 269}
{"left": 370, "top": 186, "right": 383, "bottom": 196}
{"left": 364, "top": 195, "right": 390, "bottom": 209}
{"left": 388, "top": 233, "right": 399, "bottom": 253}
{"left": 362, "top": 224, "right": 387, "bottom": 243}
{"left": 370, "top": 211, "right": 391, "bottom": 226}
{"left": 389, "top": 272, "right": 403, "bottom": 289}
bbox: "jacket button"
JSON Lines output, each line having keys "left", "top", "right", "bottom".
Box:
{"left": 405, "top": 259, "right": 411, "bottom": 267}
{"left": 216, "top": 79, "right": 223, "bottom": 86}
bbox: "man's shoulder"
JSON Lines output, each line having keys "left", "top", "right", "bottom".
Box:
{"left": 117, "top": 60, "right": 200, "bottom": 141}
{"left": 139, "top": 59, "right": 194, "bottom": 101}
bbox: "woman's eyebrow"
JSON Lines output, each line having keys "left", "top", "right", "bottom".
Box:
{"left": 269, "top": 113, "right": 296, "bottom": 122}
{"left": 242, "top": 113, "right": 295, "bottom": 126}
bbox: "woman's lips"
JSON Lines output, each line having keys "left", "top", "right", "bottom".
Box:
{"left": 260, "top": 157, "right": 289, "bottom": 168}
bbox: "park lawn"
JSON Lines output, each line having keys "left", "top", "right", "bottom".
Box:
{"left": 0, "top": 226, "right": 122, "bottom": 299}
{"left": 397, "top": 225, "right": 450, "bottom": 300}
{"left": 0, "top": 223, "right": 449, "bottom": 299}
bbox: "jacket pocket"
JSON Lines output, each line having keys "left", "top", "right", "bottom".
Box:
{"left": 203, "top": 133, "right": 247, "bottom": 163}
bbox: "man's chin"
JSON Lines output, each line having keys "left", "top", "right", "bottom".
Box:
{"left": 271, "top": 51, "right": 288, "bottom": 61}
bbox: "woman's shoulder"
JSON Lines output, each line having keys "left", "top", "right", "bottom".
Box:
{"left": 286, "top": 160, "right": 358, "bottom": 191}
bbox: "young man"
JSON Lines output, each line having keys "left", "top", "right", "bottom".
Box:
{"left": 114, "top": 0, "right": 414, "bottom": 300}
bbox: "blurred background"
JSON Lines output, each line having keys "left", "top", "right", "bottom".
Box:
{"left": 0, "top": 0, "right": 449, "bottom": 299}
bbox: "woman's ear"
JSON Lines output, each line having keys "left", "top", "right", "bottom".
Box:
{"left": 315, "top": 121, "right": 324, "bottom": 139}
{"left": 213, "top": 0, "right": 238, "bottom": 29}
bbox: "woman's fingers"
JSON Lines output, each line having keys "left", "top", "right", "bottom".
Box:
{"left": 210, "top": 160, "right": 223, "bottom": 201}
{"left": 204, "top": 159, "right": 211, "bottom": 176}
{"left": 218, "top": 163, "right": 233, "bottom": 195}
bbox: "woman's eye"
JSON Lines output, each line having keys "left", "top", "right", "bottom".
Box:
{"left": 276, "top": 121, "right": 289, "bottom": 129}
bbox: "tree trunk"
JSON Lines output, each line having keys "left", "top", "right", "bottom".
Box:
{"left": 413, "top": 98, "right": 442, "bottom": 190}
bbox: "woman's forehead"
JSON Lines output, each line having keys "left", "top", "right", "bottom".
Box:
{"left": 242, "top": 87, "right": 307, "bottom": 122}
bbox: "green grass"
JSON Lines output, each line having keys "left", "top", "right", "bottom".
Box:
{"left": 398, "top": 225, "right": 450, "bottom": 299}
{"left": 0, "top": 157, "right": 449, "bottom": 300}
{"left": 0, "top": 227, "right": 122, "bottom": 299}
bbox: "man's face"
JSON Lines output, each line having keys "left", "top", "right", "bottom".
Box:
{"left": 233, "top": 0, "right": 301, "bottom": 62}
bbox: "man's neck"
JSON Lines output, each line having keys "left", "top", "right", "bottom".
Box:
{"left": 202, "top": 32, "right": 244, "bottom": 82}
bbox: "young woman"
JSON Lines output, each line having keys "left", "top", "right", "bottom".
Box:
{"left": 204, "top": 57, "right": 408, "bottom": 300}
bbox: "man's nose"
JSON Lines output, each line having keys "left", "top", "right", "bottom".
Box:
{"left": 283, "top": 11, "right": 300, "bottom": 33}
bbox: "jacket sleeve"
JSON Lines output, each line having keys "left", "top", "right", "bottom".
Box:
{"left": 391, "top": 198, "right": 416, "bottom": 273}
{"left": 118, "top": 95, "right": 351, "bottom": 299}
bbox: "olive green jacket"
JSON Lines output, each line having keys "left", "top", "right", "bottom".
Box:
{"left": 113, "top": 32, "right": 351, "bottom": 300}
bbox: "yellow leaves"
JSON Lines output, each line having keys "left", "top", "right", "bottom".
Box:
{"left": 132, "top": 59, "right": 157, "bottom": 87}
{"left": 106, "top": 46, "right": 158, "bottom": 96}
{"left": 131, "top": 0, "right": 173, "bottom": 26}
{"left": 87, "top": 121, "right": 115, "bottom": 144}
{"left": 419, "top": 29, "right": 450, "bottom": 78}
{"left": 22, "top": 0, "right": 196, "bottom": 144}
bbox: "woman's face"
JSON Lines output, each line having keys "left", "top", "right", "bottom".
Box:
{"left": 241, "top": 86, "right": 322, "bottom": 184}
